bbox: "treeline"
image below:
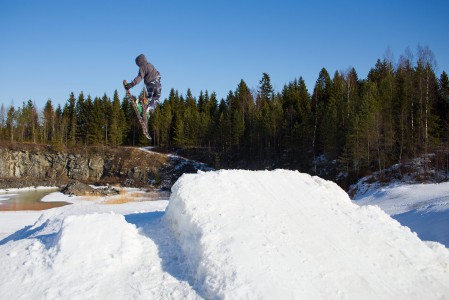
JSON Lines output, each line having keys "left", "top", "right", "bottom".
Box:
{"left": 1, "top": 46, "right": 449, "bottom": 183}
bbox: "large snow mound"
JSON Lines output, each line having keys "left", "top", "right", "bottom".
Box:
{"left": 166, "top": 170, "right": 449, "bottom": 299}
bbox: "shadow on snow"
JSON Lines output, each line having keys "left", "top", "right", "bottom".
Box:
{"left": 0, "top": 219, "right": 58, "bottom": 249}
{"left": 125, "top": 211, "right": 207, "bottom": 298}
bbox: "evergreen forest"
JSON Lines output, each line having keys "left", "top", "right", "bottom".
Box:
{"left": 1, "top": 46, "right": 449, "bottom": 185}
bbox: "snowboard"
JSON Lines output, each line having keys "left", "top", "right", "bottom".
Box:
{"left": 123, "top": 80, "right": 152, "bottom": 140}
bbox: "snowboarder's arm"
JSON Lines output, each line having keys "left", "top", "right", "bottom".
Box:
{"left": 131, "top": 67, "right": 145, "bottom": 87}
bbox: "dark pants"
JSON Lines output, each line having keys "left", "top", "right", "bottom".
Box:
{"left": 146, "top": 76, "right": 161, "bottom": 101}
{"left": 144, "top": 76, "right": 161, "bottom": 113}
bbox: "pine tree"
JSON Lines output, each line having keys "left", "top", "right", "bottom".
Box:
{"left": 66, "top": 92, "right": 77, "bottom": 146}
{"left": 197, "top": 90, "right": 211, "bottom": 147}
{"left": 395, "top": 50, "right": 416, "bottom": 162}
{"left": 437, "top": 71, "right": 449, "bottom": 141}
{"left": 281, "top": 79, "right": 299, "bottom": 137}
{"left": 344, "top": 68, "right": 360, "bottom": 122}
{"left": 121, "top": 94, "right": 133, "bottom": 145}
{"left": 217, "top": 98, "right": 231, "bottom": 153}
{"left": 207, "top": 92, "right": 219, "bottom": 147}
{"left": 75, "top": 92, "right": 87, "bottom": 145}
{"left": 311, "top": 68, "right": 332, "bottom": 171}
{"left": 88, "top": 97, "right": 104, "bottom": 145}
{"left": 155, "top": 89, "right": 177, "bottom": 147}
{"left": 295, "top": 77, "right": 313, "bottom": 165}
{"left": 223, "top": 90, "right": 242, "bottom": 152}
{"left": 55, "top": 104, "right": 67, "bottom": 146}
{"left": 361, "top": 81, "right": 382, "bottom": 171}
{"left": 109, "top": 90, "right": 122, "bottom": 146}
{"left": 270, "top": 93, "right": 284, "bottom": 155}
{"left": 30, "top": 100, "right": 39, "bottom": 143}
{"left": 184, "top": 89, "right": 199, "bottom": 146}
{"left": 85, "top": 96, "right": 95, "bottom": 145}
{"left": 235, "top": 80, "right": 255, "bottom": 158}
{"left": 259, "top": 73, "right": 274, "bottom": 104}
{"left": 320, "top": 71, "right": 341, "bottom": 160}
{"left": 172, "top": 113, "right": 185, "bottom": 147}
{"left": 118, "top": 107, "right": 126, "bottom": 146}
{"left": 16, "top": 100, "right": 38, "bottom": 143}
{"left": 101, "top": 94, "right": 112, "bottom": 145}
{"left": 6, "top": 105, "right": 16, "bottom": 142}
{"left": 42, "top": 99, "right": 55, "bottom": 144}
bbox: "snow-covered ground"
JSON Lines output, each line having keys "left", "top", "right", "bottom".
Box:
{"left": 1, "top": 170, "right": 449, "bottom": 299}
{"left": 353, "top": 181, "right": 449, "bottom": 248}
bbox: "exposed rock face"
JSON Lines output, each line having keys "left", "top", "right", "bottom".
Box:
{"left": 0, "top": 149, "right": 108, "bottom": 183}
{"left": 0, "top": 146, "right": 212, "bottom": 189}
{"left": 0, "top": 150, "right": 105, "bottom": 181}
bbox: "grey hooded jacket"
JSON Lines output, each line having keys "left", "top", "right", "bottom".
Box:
{"left": 131, "top": 54, "right": 160, "bottom": 87}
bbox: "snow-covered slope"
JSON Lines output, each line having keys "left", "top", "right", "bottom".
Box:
{"left": 1, "top": 170, "right": 449, "bottom": 299}
{"left": 353, "top": 182, "right": 449, "bottom": 248}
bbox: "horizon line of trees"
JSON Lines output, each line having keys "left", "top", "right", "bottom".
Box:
{"left": 1, "top": 45, "right": 449, "bottom": 183}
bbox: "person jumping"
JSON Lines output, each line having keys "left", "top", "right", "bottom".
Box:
{"left": 124, "top": 54, "right": 161, "bottom": 114}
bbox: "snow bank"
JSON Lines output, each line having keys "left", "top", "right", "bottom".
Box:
{"left": 354, "top": 182, "right": 449, "bottom": 247}
{"left": 0, "top": 201, "right": 199, "bottom": 299}
{"left": 1, "top": 212, "right": 139, "bottom": 298}
{"left": 166, "top": 170, "right": 449, "bottom": 299}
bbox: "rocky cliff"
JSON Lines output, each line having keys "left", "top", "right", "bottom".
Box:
{"left": 0, "top": 144, "right": 212, "bottom": 189}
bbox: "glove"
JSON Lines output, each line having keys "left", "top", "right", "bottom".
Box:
{"left": 124, "top": 82, "right": 133, "bottom": 90}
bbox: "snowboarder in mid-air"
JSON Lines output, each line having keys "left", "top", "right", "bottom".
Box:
{"left": 123, "top": 54, "right": 161, "bottom": 140}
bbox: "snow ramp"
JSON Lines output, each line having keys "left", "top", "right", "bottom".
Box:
{"left": 165, "top": 170, "right": 449, "bottom": 300}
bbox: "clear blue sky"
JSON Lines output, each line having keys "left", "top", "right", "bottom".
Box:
{"left": 1, "top": 0, "right": 448, "bottom": 109}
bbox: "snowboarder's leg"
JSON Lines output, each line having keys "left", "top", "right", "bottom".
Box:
{"left": 146, "top": 98, "right": 159, "bottom": 114}
{"left": 145, "top": 77, "right": 162, "bottom": 104}
{"left": 143, "top": 77, "right": 161, "bottom": 117}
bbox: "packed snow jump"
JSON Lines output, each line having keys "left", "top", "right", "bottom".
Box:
{"left": 124, "top": 54, "right": 161, "bottom": 140}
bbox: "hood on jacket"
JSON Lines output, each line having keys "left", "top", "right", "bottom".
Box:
{"left": 135, "top": 54, "right": 148, "bottom": 67}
